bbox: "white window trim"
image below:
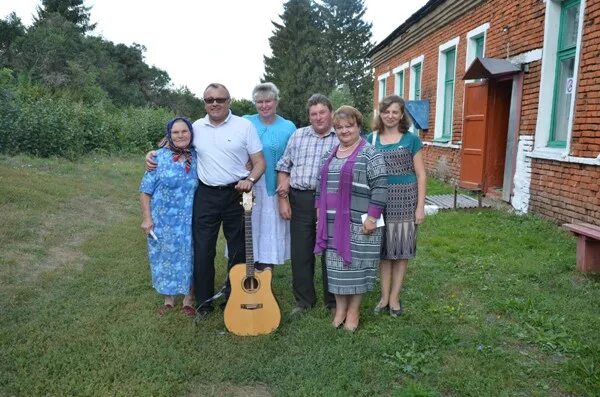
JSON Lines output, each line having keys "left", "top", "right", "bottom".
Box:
{"left": 434, "top": 37, "right": 460, "bottom": 140}
{"left": 409, "top": 55, "right": 424, "bottom": 101}
{"left": 465, "top": 23, "right": 490, "bottom": 71}
{"left": 377, "top": 72, "right": 390, "bottom": 102}
{"left": 532, "top": 0, "right": 585, "bottom": 158}
{"left": 393, "top": 62, "right": 409, "bottom": 96}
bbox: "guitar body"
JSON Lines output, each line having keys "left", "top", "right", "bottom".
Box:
{"left": 224, "top": 264, "right": 281, "bottom": 336}
{"left": 223, "top": 191, "right": 281, "bottom": 336}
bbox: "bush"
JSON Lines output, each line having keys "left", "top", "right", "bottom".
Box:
{"left": 0, "top": 72, "right": 175, "bottom": 158}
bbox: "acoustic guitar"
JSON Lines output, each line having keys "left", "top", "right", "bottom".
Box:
{"left": 224, "top": 191, "right": 281, "bottom": 336}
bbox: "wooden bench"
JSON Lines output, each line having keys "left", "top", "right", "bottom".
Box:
{"left": 563, "top": 223, "right": 600, "bottom": 273}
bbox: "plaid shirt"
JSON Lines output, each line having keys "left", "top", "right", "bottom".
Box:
{"left": 276, "top": 125, "right": 338, "bottom": 190}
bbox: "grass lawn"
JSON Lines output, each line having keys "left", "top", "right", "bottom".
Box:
{"left": 1, "top": 154, "right": 599, "bottom": 396}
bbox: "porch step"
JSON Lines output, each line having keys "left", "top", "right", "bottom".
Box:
{"left": 425, "top": 194, "right": 491, "bottom": 210}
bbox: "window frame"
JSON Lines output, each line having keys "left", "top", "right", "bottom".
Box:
{"left": 393, "top": 62, "right": 409, "bottom": 97}
{"left": 377, "top": 72, "right": 390, "bottom": 103}
{"left": 548, "top": 0, "right": 580, "bottom": 148}
{"left": 434, "top": 37, "right": 460, "bottom": 142}
{"left": 533, "top": 0, "right": 585, "bottom": 155}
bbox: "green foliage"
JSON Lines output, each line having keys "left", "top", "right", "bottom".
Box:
{"left": 0, "top": 77, "right": 173, "bottom": 158}
{"left": 230, "top": 98, "right": 255, "bottom": 116}
{"left": 264, "top": 0, "right": 374, "bottom": 125}
{"left": 263, "top": 0, "right": 331, "bottom": 126}
{"left": 319, "top": 0, "right": 374, "bottom": 116}
{"left": 328, "top": 84, "right": 354, "bottom": 110}
{"left": 1, "top": 4, "right": 203, "bottom": 125}
{"left": 34, "top": 0, "right": 96, "bottom": 33}
{"left": 0, "top": 13, "right": 25, "bottom": 68}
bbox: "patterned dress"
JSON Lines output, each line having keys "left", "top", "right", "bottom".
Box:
{"left": 139, "top": 148, "right": 198, "bottom": 295}
{"left": 367, "top": 131, "right": 423, "bottom": 260}
{"left": 317, "top": 145, "right": 388, "bottom": 295}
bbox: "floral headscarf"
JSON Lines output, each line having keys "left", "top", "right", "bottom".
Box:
{"left": 161, "top": 117, "right": 194, "bottom": 173}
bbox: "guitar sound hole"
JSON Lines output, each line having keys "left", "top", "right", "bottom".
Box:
{"left": 242, "top": 276, "right": 259, "bottom": 292}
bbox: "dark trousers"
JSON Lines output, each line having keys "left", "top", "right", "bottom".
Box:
{"left": 289, "top": 188, "right": 336, "bottom": 309}
{"left": 192, "top": 183, "right": 245, "bottom": 311}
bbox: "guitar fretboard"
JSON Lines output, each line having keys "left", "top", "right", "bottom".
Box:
{"left": 244, "top": 211, "right": 254, "bottom": 277}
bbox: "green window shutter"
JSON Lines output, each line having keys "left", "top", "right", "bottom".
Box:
{"left": 397, "top": 70, "right": 404, "bottom": 97}
{"left": 442, "top": 48, "right": 456, "bottom": 139}
{"left": 549, "top": 0, "right": 580, "bottom": 147}
{"left": 475, "top": 35, "right": 485, "bottom": 59}
{"left": 413, "top": 64, "right": 422, "bottom": 100}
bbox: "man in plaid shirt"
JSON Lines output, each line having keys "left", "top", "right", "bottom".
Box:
{"left": 276, "top": 94, "right": 339, "bottom": 314}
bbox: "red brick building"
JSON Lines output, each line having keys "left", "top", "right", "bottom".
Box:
{"left": 368, "top": 0, "right": 599, "bottom": 225}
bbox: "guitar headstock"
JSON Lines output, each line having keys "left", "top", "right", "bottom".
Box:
{"left": 241, "top": 191, "right": 254, "bottom": 212}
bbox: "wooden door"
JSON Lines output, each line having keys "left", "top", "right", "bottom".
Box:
{"left": 459, "top": 82, "right": 489, "bottom": 189}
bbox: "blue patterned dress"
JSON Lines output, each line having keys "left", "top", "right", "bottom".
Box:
{"left": 139, "top": 148, "right": 198, "bottom": 295}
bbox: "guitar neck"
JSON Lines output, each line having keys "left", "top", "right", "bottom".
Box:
{"left": 244, "top": 210, "right": 254, "bottom": 276}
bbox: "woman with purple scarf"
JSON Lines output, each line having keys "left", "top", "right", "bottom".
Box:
{"left": 140, "top": 117, "right": 198, "bottom": 317}
{"left": 314, "top": 106, "right": 387, "bottom": 331}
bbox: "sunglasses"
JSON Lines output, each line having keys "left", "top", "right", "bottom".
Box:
{"left": 203, "top": 97, "right": 229, "bottom": 104}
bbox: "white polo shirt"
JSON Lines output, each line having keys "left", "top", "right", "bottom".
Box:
{"left": 192, "top": 111, "right": 263, "bottom": 186}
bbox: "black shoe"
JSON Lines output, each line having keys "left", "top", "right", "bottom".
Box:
{"left": 291, "top": 305, "right": 309, "bottom": 315}
{"left": 194, "top": 310, "right": 211, "bottom": 322}
{"left": 389, "top": 301, "right": 403, "bottom": 317}
{"left": 373, "top": 304, "right": 389, "bottom": 315}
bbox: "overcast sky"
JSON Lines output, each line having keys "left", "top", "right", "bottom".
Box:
{"left": 0, "top": 0, "right": 428, "bottom": 100}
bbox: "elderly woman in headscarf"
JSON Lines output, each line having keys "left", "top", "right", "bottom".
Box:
{"left": 314, "top": 106, "right": 387, "bottom": 331}
{"left": 140, "top": 117, "right": 198, "bottom": 317}
{"left": 243, "top": 82, "right": 296, "bottom": 270}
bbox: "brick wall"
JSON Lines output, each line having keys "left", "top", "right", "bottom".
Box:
{"left": 372, "top": 0, "right": 600, "bottom": 225}
{"left": 529, "top": 159, "right": 600, "bottom": 225}
{"left": 373, "top": 0, "right": 546, "bottom": 146}
{"left": 570, "top": 0, "right": 600, "bottom": 157}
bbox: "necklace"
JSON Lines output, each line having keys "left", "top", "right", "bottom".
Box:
{"left": 337, "top": 139, "right": 360, "bottom": 153}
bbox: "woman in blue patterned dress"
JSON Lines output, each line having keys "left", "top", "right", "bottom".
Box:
{"left": 140, "top": 117, "right": 198, "bottom": 316}
{"left": 314, "top": 106, "right": 388, "bottom": 331}
{"left": 367, "top": 95, "right": 426, "bottom": 317}
{"left": 243, "top": 83, "right": 296, "bottom": 269}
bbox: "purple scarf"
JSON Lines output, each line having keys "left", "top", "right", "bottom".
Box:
{"left": 314, "top": 139, "right": 366, "bottom": 266}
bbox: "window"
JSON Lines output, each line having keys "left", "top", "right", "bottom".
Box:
{"left": 474, "top": 36, "right": 485, "bottom": 58}
{"left": 378, "top": 72, "right": 390, "bottom": 102}
{"left": 412, "top": 63, "right": 422, "bottom": 100}
{"left": 393, "top": 62, "right": 408, "bottom": 97}
{"left": 395, "top": 70, "right": 404, "bottom": 96}
{"left": 442, "top": 48, "right": 456, "bottom": 140}
{"left": 549, "top": 0, "right": 580, "bottom": 147}
{"left": 465, "top": 23, "right": 489, "bottom": 70}
{"left": 409, "top": 56, "right": 424, "bottom": 134}
{"left": 534, "top": 0, "right": 583, "bottom": 153}
{"left": 435, "top": 37, "right": 459, "bottom": 141}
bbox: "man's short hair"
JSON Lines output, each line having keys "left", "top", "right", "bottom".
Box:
{"left": 203, "top": 83, "right": 230, "bottom": 98}
{"left": 306, "top": 94, "right": 332, "bottom": 113}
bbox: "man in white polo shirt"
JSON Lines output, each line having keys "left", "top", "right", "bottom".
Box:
{"left": 147, "top": 83, "right": 265, "bottom": 318}
{"left": 192, "top": 83, "right": 265, "bottom": 317}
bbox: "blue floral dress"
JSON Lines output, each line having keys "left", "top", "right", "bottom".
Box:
{"left": 139, "top": 148, "right": 198, "bottom": 295}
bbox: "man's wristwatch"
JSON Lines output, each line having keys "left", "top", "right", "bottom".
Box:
{"left": 247, "top": 176, "right": 256, "bottom": 184}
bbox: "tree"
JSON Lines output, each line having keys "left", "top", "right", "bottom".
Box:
{"left": 328, "top": 84, "right": 354, "bottom": 110}
{"left": 230, "top": 98, "right": 255, "bottom": 117}
{"left": 35, "top": 0, "right": 96, "bottom": 33}
{"left": 0, "top": 13, "right": 25, "bottom": 68}
{"left": 263, "top": 0, "right": 331, "bottom": 126}
{"left": 319, "top": 0, "right": 373, "bottom": 116}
